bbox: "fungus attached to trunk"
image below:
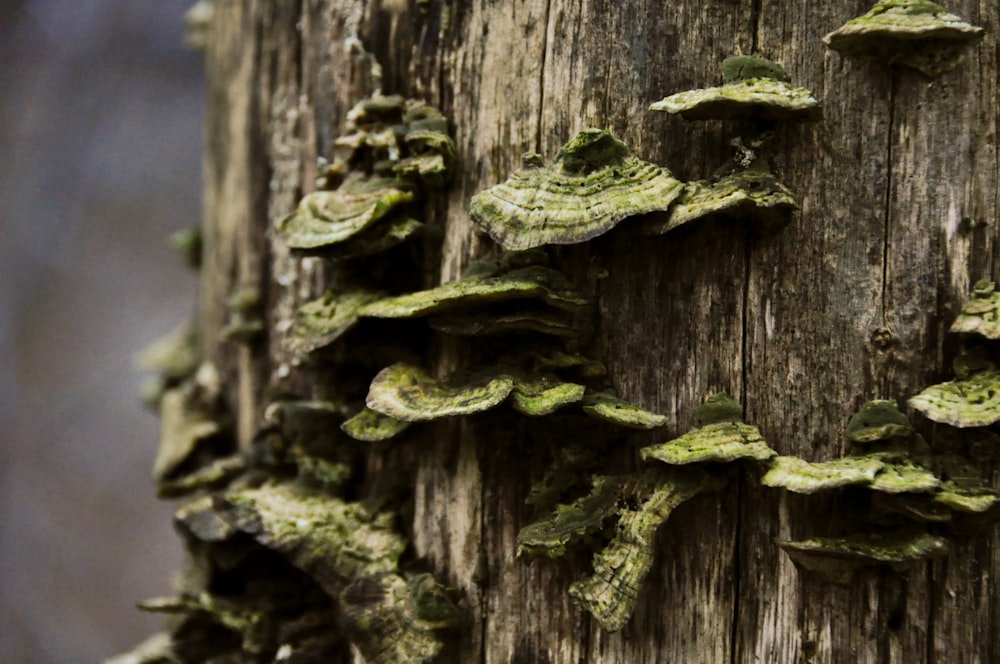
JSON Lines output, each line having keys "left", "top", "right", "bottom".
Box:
{"left": 567, "top": 467, "right": 727, "bottom": 630}
{"left": 277, "top": 174, "right": 415, "bottom": 253}
{"left": 580, "top": 392, "right": 670, "bottom": 429}
{"left": 640, "top": 393, "right": 776, "bottom": 465}
{"left": 950, "top": 280, "right": 1000, "bottom": 339}
{"left": 777, "top": 530, "right": 948, "bottom": 583}
{"left": 642, "top": 159, "right": 797, "bottom": 236}
{"left": 649, "top": 55, "right": 822, "bottom": 122}
{"left": 341, "top": 407, "right": 412, "bottom": 442}
{"left": 468, "top": 129, "right": 684, "bottom": 250}
{"left": 908, "top": 349, "right": 1000, "bottom": 427}
{"left": 365, "top": 363, "right": 516, "bottom": 422}
{"left": 823, "top": 0, "right": 984, "bottom": 77}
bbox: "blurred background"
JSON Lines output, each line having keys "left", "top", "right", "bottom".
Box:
{"left": 1, "top": 2, "right": 205, "bottom": 661}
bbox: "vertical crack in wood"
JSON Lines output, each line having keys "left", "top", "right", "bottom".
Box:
{"left": 534, "top": 0, "right": 553, "bottom": 153}
{"left": 879, "top": 75, "right": 896, "bottom": 396}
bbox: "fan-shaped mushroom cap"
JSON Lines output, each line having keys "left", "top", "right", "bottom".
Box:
{"left": 950, "top": 280, "right": 1000, "bottom": 339}
{"left": 641, "top": 393, "right": 775, "bottom": 465}
{"left": 777, "top": 529, "right": 948, "bottom": 583}
{"left": 650, "top": 58, "right": 822, "bottom": 123}
{"left": 643, "top": 162, "right": 797, "bottom": 235}
{"left": 365, "top": 363, "right": 516, "bottom": 422}
{"left": 580, "top": 392, "right": 670, "bottom": 430}
{"left": 908, "top": 369, "right": 1000, "bottom": 427}
{"left": 469, "top": 129, "right": 684, "bottom": 250}
{"left": 823, "top": 0, "right": 984, "bottom": 77}
{"left": 846, "top": 399, "right": 915, "bottom": 444}
{"left": 278, "top": 175, "right": 415, "bottom": 251}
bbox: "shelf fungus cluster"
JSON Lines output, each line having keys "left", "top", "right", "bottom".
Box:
{"left": 278, "top": 94, "right": 454, "bottom": 259}
{"left": 117, "top": 386, "right": 466, "bottom": 663}
{"left": 910, "top": 282, "right": 1000, "bottom": 427}
{"left": 516, "top": 393, "right": 763, "bottom": 630}
{"left": 762, "top": 400, "right": 997, "bottom": 582}
{"left": 823, "top": 0, "right": 985, "bottom": 77}
{"left": 649, "top": 54, "right": 822, "bottom": 122}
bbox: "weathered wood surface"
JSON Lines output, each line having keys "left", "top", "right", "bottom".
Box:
{"left": 199, "top": 0, "right": 1000, "bottom": 661}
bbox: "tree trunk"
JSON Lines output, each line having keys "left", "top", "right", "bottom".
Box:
{"left": 175, "top": 0, "right": 999, "bottom": 661}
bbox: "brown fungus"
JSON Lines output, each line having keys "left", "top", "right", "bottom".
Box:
{"left": 640, "top": 393, "right": 776, "bottom": 465}
{"left": 642, "top": 159, "right": 797, "bottom": 236}
{"left": 950, "top": 280, "right": 1000, "bottom": 339}
{"left": 823, "top": 0, "right": 984, "bottom": 78}
{"left": 468, "top": 129, "right": 684, "bottom": 250}
{"left": 649, "top": 55, "right": 822, "bottom": 122}
{"left": 776, "top": 529, "right": 948, "bottom": 584}
{"left": 153, "top": 364, "right": 226, "bottom": 482}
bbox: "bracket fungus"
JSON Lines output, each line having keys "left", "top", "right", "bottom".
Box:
{"left": 365, "top": 363, "right": 517, "bottom": 422}
{"left": 762, "top": 400, "right": 953, "bottom": 496}
{"left": 580, "top": 392, "right": 670, "bottom": 430}
{"left": 640, "top": 393, "right": 776, "bottom": 465}
{"left": 518, "top": 468, "right": 725, "bottom": 630}
{"left": 468, "top": 129, "right": 684, "bottom": 250}
{"left": 364, "top": 362, "right": 594, "bottom": 423}
{"left": 335, "top": 95, "right": 455, "bottom": 187}
{"left": 341, "top": 407, "right": 412, "bottom": 442}
{"left": 642, "top": 158, "right": 797, "bottom": 236}
{"left": 908, "top": 348, "right": 1000, "bottom": 427}
{"left": 950, "top": 280, "right": 1000, "bottom": 339}
{"left": 567, "top": 467, "right": 727, "bottom": 630}
{"left": 776, "top": 529, "right": 948, "bottom": 583}
{"left": 292, "top": 262, "right": 589, "bottom": 354}
{"left": 517, "top": 474, "right": 623, "bottom": 559}
{"left": 339, "top": 573, "right": 465, "bottom": 664}
{"left": 649, "top": 55, "right": 822, "bottom": 122}
{"left": 846, "top": 399, "right": 916, "bottom": 444}
{"left": 277, "top": 174, "right": 416, "bottom": 254}
{"left": 153, "top": 364, "right": 226, "bottom": 482}
{"left": 823, "top": 0, "right": 985, "bottom": 78}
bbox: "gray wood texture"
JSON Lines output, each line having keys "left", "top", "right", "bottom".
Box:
{"left": 199, "top": 0, "right": 1000, "bottom": 661}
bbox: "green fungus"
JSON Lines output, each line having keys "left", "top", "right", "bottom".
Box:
{"left": 339, "top": 573, "right": 464, "bottom": 664}
{"left": 777, "top": 529, "right": 948, "bottom": 583}
{"left": 950, "top": 280, "right": 1000, "bottom": 339}
{"left": 823, "top": 0, "right": 984, "bottom": 77}
{"left": 278, "top": 174, "right": 415, "bottom": 252}
{"left": 469, "top": 128, "right": 684, "bottom": 250}
{"left": 365, "top": 363, "right": 516, "bottom": 422}
{"left": 641, "top": 393, "right": 775, "bottom": 465}
{"left": 642, "top": 159, "right": 797, "bottom": 236}
{"left": 650, "top": 55, "right": 821, "bottom": 122}
{"left": 568, "top": 467, "right": 726, "bottom": 630}
{"left": 341, "top": 407, "right": 412, "bottom": 442}
{"left": 581, "top": 392, "right": 670, "bottom": 430}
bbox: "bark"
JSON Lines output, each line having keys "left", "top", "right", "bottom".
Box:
{"left": 192, "top": 0, "right": 999, "bottom": 661}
